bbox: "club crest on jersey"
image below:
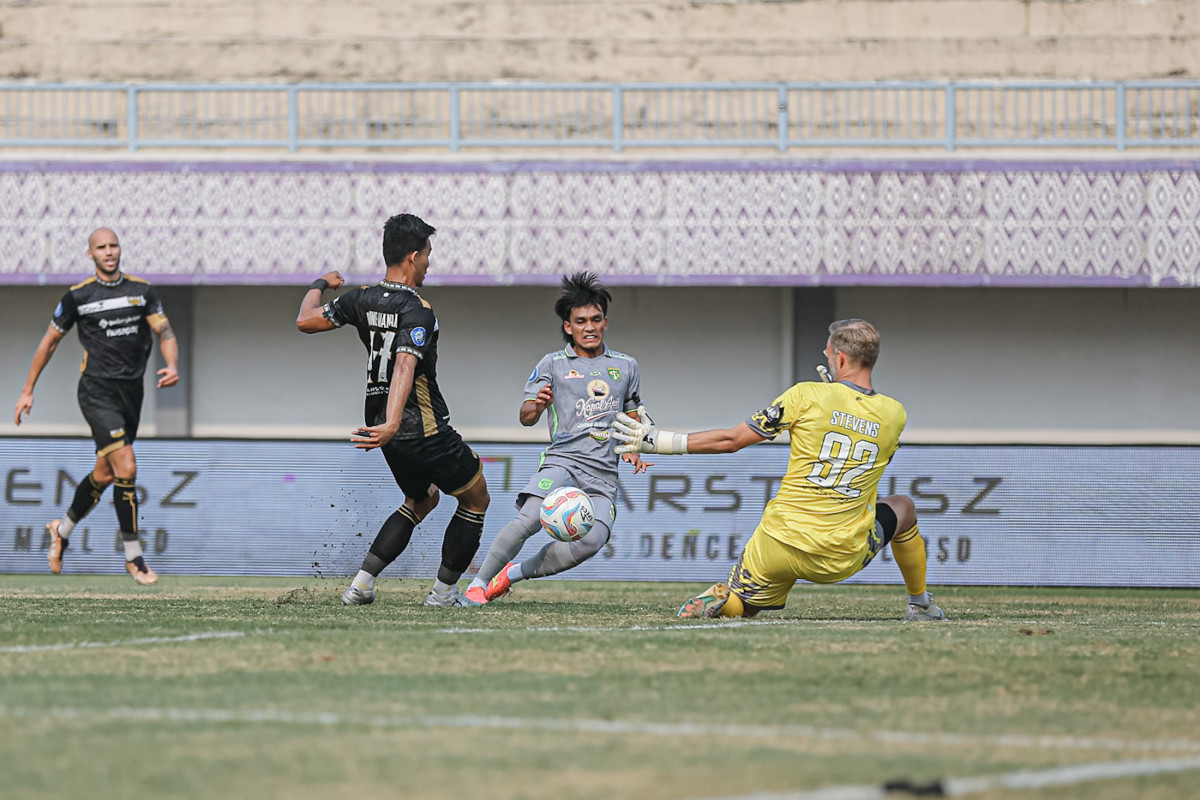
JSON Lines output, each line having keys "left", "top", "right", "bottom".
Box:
{"left": 607, "top": 368, "right": 621, "bottom": 380}
{"left": 411, "top": 327, "right": 427, "bottom": 346}
{"left": 564, "top": 370, "right": 585, "bottom": 380}
{"left": 751, "top": 402, "right": 787, "bottom": 436}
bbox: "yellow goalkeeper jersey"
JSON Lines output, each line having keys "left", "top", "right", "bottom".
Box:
{"left": 745, "top": 380, "right": 907, "bottom": 560}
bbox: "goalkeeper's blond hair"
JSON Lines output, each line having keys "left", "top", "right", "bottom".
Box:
{"left": 828, "top": 318, "right": 880, "bottom": 368}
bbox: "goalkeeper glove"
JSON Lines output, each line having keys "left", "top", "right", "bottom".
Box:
{"left": 611, "top": 407, "right": 689, "bottom": 455}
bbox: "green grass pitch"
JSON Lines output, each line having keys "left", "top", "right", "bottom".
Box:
{"left": 2, "top": 577, "right": 1199, "bottom": 800}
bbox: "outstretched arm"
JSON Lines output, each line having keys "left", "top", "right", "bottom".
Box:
{"left": 612, "top": 409, "right": 767, "bottom": 455}
{"left": 678, "top": 422, "right": 767, "bottom": 454}
{"left": 14, "top": 324, "right": 66, "bottom": 425}
{"left": 297, "top": 271, "right": 345, "bottom": 333}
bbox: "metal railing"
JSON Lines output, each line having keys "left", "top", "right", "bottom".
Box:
{"left": 2, "top": 81, "right": 1199, "bottom": 152}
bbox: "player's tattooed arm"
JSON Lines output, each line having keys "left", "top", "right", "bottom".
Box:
{"left": 152, "top": 316, "right": 180, "bottom": 388}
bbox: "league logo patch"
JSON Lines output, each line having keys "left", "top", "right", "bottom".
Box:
{"left": 607, "top": 368, "right": 621, "bottom": 380}
{"left": 54, "top": 302, "right": 63, "bottom": 317}
{"left": 528, "top": 367, "right": 538, "bottom": 382}
{"left": 411, "top": 327, "right": 427, "bottom": 346}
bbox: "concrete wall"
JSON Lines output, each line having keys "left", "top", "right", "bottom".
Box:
{"left": 4, "top": 283, "right": 1199, "bottom": 445}
{"left": 2, "top": 1, "right": 1199, "bottom": 82}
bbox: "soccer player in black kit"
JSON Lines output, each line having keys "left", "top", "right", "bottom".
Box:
{"left": 14, "top": 228, "right": 179, "bottom": 585}
{"left": 297, "top": 213, "right": 490, "bottom": 607}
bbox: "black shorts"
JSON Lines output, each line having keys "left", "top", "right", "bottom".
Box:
{"left": 77, "top": 375, "right": 144, "bottom": 457}
{"left": 380, "top": 428, "right": 483, "bottom": 501}
{"left": 875, "top": 501, "right": 899, "bottom": 547}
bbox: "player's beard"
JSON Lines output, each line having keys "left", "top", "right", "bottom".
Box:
{"left": 94, "top": 256, "right": 121, "bottom": 281}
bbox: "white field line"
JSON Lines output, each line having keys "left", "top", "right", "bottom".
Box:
{"left": 1, "top": 705, "right": 1198, "bottom": 758}
{"left": 689, "top": 754, "right": 1200, "bottom": 800}
{"left": 0, "top": 630, "right": 263, "bottom": 654}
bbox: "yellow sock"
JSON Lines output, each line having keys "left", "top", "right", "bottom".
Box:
{"left": 719, "top": 590, "right": 745, "bottom": 618}
{"left": 890, "top": 523, "right": 927, "bottom": 597}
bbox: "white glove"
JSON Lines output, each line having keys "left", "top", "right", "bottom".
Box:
{"left": 611, "top": 406, "right": 689, "bottom": 455}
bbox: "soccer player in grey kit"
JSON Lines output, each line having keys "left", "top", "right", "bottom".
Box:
{"left": 463, "top": 272, "right": 648, "bottom": 605}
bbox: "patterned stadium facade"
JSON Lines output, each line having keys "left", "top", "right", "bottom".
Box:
{"left": 3, "top": 159, "right": 1200, "bottom": 288}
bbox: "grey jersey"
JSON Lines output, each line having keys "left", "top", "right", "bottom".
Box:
{"left": 526, "top": 344, "right": 642, "bottom": 486}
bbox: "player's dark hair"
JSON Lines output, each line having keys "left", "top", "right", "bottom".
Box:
{"left": 381, "top": 214, "right": 436, "bottom": 267}
{"left": 828, "top": 318, "right": 880, "bottom": 369}
{"left": 554, "top": 271, "right": 611, "bottom": 343}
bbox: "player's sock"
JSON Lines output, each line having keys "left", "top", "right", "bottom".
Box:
{"left": 123, "top": 538, "right": 144, "bottom": 561}
{"left": 431, "top": 579, "right": 455, "bottom": 595}
{"left": 64, "top": 473, "right": 108, "bottom": 538}
{"left": 467, "top": 576, "right": 487, "bottom": 591}
{"left": 113, "top": 476, "right": 138, "bottom": 543}
{"left": 718, "top": 591, "right": 745, "bottom": 618}
{"left": 351, "top": 570, "right": 376, "bottom": 591}
{"left": 436, "top": 507, "right": 486, "bottom": 585}
{"left": 361, "top": 506, "right": 420, "bottom": 575}
{"left": 890, "top": 522, "right": 928, "bottom": 598}
{"left": 506, "top": 562, "right": 525, "bottom": 583}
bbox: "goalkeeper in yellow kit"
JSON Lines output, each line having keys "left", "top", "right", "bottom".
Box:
{"left": 611, "top": 318, "right": 946, "bottom": 621}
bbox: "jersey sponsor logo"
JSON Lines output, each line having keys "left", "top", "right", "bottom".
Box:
{"left": 590, "top": 429, "right": 612, "bottom": 442}
{"left": 108, "top": 427, "right": 125, "bottom": 438}
{"left": 607, "top": 368, "right": 621, "bottom": 380}
{"left": 576, "top": 380, "right": 619, "bottom": 422}
{"left": 538, "top": 477, "right": 554, "bottom": 490}
{"left": 77, "top": 296, "right": 146, "bottom": 316}
{"left": 99, "top": 314, "right": 140, "bottom": 329}
{"left": 411, "top": 326, "right": 427, "bottom": 346}
{"left": 564, "top": 370, "right": 585, "bottom": 380}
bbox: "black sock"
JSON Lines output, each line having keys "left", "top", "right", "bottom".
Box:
{"left": 113, "top": 477, "right": 138, "bottom": 541}
{"left": 437, "top": 507, "right": 486, "bottom": 585}
{"left": 68, "top": 473, "right": 107, "bottom": 524}
{"left": 361, "top": 506, "right": 420, "bottom": 575}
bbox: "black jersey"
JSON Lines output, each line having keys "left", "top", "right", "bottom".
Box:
{"left": 51, "top": 273, "right": 167, "bottom": 381}
{"left": 323, "top": 280, "right": 453, "bottom": 440}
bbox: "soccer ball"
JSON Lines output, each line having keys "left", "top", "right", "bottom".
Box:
{"left": 539, "top": 486, "right": 595, "bottom": 542}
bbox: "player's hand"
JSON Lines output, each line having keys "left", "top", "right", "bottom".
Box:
{"left": 320, "top": 271, "right": 345, "bottom": 290}
{"left": 14, "top": 392, "right": 33, "bottom": 426}
{"left": 621, "top": 451, "right": 652, "bottom": 473}
{"left": 156, "top": 366, "right": 179, "bottom": 388}
{"left": 351, "top": 421, "right": 398, "bottom": 450}
{"left": 612, "top": 406, "right": 688, "bottom": 455}
{"left": 611, "top": 406, "right": 658, "bottom": 454}
{"left": 531, "top": 384, "right": 553, "bottom": 413}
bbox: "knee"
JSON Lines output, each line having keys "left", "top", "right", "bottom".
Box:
{"left": 884, "top": 494, "right": 917, "bottom": 531}
{"left": 412, "top": 487, "right": 440, "bottom": 519}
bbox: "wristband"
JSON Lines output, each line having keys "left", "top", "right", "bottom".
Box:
{"left": 654, "top": 431, "right": 689, "bottom": 455}
{"left": 310, "top": 278, "right": 330, "bottom": 292}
